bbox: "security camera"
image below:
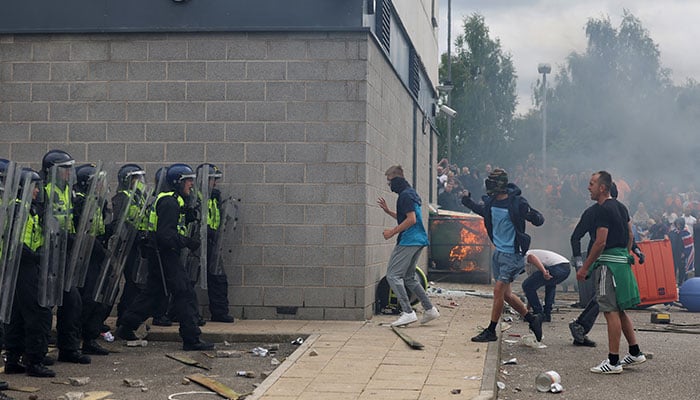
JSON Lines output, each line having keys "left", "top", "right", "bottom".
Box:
{"left": 439, "top": 105, "right": 457, "bottom": 118}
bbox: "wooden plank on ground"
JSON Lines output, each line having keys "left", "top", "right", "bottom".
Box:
{"left": 186, "top": 373, "right": 243, "bottom": 400}
{"left": 392, "top": 326, "right": 425, "bottom": 349}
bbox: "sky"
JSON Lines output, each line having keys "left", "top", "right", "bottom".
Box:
{"left": 438, "top": 0, "right": 700, "bottom": 115}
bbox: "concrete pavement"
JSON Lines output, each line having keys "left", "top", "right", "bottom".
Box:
{"left": 147, "top": 283, "right": 503, "bottom": 400}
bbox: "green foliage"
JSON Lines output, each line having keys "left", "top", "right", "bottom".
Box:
{"left": 437, "top": 13, "right": 517, "bottom": 170}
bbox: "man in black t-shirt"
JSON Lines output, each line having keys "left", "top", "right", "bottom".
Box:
{"left": 576, "top": 171, "right": 645, "bottom": 374}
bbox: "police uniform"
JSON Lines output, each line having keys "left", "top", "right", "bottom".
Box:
{"left": 112, "top": 186, "right": 147, "bottom": 323}
{"left": 117, "top": 164, "right": 214, "bottom": 351}
{"left": 4, "top": 170, "right": 55, "bottom": 378}
{"left": 42, "top": 150, "right": 90, "bottom": 365}
{"left": 206, "top": 187, "right": 233, "bottom": 322}
{"left": 72, "top": 170, "right": 111, "bottom": 356}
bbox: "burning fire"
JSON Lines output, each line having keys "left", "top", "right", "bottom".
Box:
{"left": 448, "top": 227, "right": 487, "bottom": 271}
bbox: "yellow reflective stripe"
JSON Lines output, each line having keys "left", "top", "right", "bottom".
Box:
{"left": 45, "top": 182, "right": 75, "bottom": 233}
{"left": 208, "top": 198, "right": 220, "bottom": 230}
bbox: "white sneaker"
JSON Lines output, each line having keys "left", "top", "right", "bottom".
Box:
{"left": 619, "top": 353, "right": 646, "bottom": 367}
{"left": 420, "top": 307, "right": 440, "bottom": 324}
{"left": 391, "top": 311, "right": 418, "bottom": 327}
{"left": 590, "top": 359, "right": 623, "bottom": 374}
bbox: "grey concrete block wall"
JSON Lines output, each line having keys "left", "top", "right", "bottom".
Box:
{"left": 0, "top": 31, "right": 435, "bottom": 321}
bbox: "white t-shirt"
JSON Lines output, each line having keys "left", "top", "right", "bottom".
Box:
{"left": 526, "top": 249, "right": 569, "bottom": 268}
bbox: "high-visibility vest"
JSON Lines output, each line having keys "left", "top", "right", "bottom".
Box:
{"left": 147, "top": 191, "right": 187, "bottom": 236}
{"left": 118, "top": 188, "right": 148, "bottom": 231}
{"left": 23, "top": 208, "right": 44, "bottom": 252}
{"left": 75, "top": 192, "right": 106, "bottom": 236}
{"left": 207, "top": 197, "right": 221, "bottom": 230}
{"left": 45, "top": 182, "right": 75, "bottom": 233}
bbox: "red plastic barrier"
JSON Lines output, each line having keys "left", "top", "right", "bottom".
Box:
{"left": 633, "top": 239, "right": 678, "bottom": 306}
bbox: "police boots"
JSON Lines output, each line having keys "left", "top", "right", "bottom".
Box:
{"left": 3, "top": 353, "right": 25, "bottom": 374}
{"left": 25, "top": 363, "right": 56, "bottom": 378}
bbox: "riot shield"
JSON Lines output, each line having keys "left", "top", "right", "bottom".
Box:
{"left": 208, "top": 195, "right": 240, "bottom": 276}
{"left": 0, "top": 164, "right": 26, "bottom": 323}
{"left": 39, "top": 164, "right": 76, "bottom": 307}
{"left": 180, "top": 168, "right": 209, "bottom": 289}
{"left": 0, "top": 161, "right": 19, "bottom": 287}
{"left": 67, "top": 162, "right": 109, "bottom": 289}
{"left": 93, "top": 183, "right": 151, "bottom": 305}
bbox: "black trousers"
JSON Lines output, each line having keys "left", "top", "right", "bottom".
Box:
{"left": 79, "top": 247, "right": 111, "bottom": 341}
{"left": 116, "top": 243, "right": 142, "bottom": 324}
{"left": 57, "top": 286, "right": 83, "bottom": 352}
{"left": 207, "top": 273, "right": 229, "bottom": 318}
{"left": 4, "top": 260, "right": 52, "bottom": 364}
{"left": 120, "top": 248, "right": 201, "bottom": 344}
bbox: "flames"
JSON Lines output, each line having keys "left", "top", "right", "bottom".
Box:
{"left": 430, "top": 216, "right": 490, "bottom": 273}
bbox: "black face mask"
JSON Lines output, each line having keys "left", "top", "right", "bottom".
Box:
{"left": 390, "top": 177, "right": 408, "bottom": 193}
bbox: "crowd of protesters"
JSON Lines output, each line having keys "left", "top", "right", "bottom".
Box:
{"left": 436, "top": 155, "right": 698, "bottom": 285}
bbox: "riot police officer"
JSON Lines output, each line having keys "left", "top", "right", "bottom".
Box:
{"left": 111, "top": 164, "right": 147, "bottom": 326}
{"left": 72, "top": 164, "right": 111, "bottom": 356}
{"left": 196, "top": 163, "right": 234, "bottom": 323}
{"left": 116, "top": 164, "right": 214, "bottom": 351}
{"left": 41, "top": 149, "right": 90, "bottom": 364}
{"left": 4, "top": 168, "right": 55, "bottom": 377}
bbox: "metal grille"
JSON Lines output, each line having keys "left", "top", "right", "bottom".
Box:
{"left": 375, "top": 0, "right": 391, "bottom": 52}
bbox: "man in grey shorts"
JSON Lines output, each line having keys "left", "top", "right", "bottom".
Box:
{"left": 576, "top": 171, "right": 646, "bottom": 374}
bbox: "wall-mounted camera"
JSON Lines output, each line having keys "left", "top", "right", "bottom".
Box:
{"left": 439, "top": 105, "right": 457, "bottom": 118}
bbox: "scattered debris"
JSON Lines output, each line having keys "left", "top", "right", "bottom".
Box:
{"left": 126, "top": 340, "right": 148, "bottom": 347}
{"left": 451, "top": 388, "right": 462, "bottom": 394}
{"left": 216, "top": 350, "right": 243, "bottom": 358}
{"left": 69, "top": 377, "right": 91, "bottom": 387}
{"left": 464, "top": 376, "right": 481, "bottom": 380}
{"left": 261, "top": 370, "right": 273, "bottom": 378}
{"left": 58, "top": 392, "right": 85, "bottom": 400}
{"left": 291, "top": 337, "right": 304, "bottom": 345}
{"left": 497, "top": 381, "right": 506, "bottom": 390}
{"left": 392, "top": 326, "right": 424, "bottom": 349}
{"left": 308, "top": 349, "right": 319, "bottom": 357}
{"left": 251, "top": 347, "right": 269, "bottom": 357}
{"left": 223, "top": 340, "right": 232, "bottom": 346}
{"left": 186, "top": 373, "right": 244, "bottom": 400}
{"left": 267, "top": 343, "right": 280, "bottom": 351}
{"left": 502, "top": 358, "right": 518, "bottom": 365}
{"left": 166, "top": 354, "right": 211, "bottom": 370}
{"left": 141, "top": 387, "right": 149, "bottom": 392}
{"left": 270, "top": 358, "right": 281, "bottom": 366}
{"left": 651, "top": 312, "right": 671, "bottom": 324}
{"left": 123, "top": 379, "right": 145, "bottom": 388}
{"left": 182, "top": 378, "right": 191, "bottom": 385}
{"left": 236, "top": 371, "right": 256, "bottom": 378}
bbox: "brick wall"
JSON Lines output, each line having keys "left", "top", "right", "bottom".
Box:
{"left": 0, "top": 31, "right": 435, "bottom": 320}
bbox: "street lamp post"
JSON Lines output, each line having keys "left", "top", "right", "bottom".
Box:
{"left": 538, "top": 63, "right": 551, "bottom": 176}
{"left": 446, "top": 0, "right": 452, "bottom": 162}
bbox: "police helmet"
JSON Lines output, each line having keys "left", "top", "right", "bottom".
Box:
{"left": 154, "top": 167, "right": 168, "bottom": 185}
{"left": 165, "top": 163, "right": 196, "bottom": 193}
{"left": 0, "top": 158, "right": 10, "bottom": 178}
{"left": 117, "top": 164, "right": 146, "bottom": 190}
{"left": 41, "top": 149, "right": 74, "bottom": 175}
{"left": 196, "top": 163, "right": 223, "bottom": 180}
{"left": 18, "top": 167, "right": 42, "bottom": 199}
{"left": 75, "top": 163, "right": 97, "bottom": 193}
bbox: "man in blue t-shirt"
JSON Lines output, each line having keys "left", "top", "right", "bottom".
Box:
{"left": 378, "top": 165, "right": 439, "bottom": 327}
{"left": 461, "top": 169, "right": 545, "bottom": 342}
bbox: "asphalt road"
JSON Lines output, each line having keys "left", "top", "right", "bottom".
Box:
{"left": 496, "top": 291, "right": 700, "bottom": 400}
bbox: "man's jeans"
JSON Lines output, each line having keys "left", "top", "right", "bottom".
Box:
{"left": 521, "top": 262, "right": 571, "bottom": 316}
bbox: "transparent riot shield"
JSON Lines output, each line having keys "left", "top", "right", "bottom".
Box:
{"left": 180, "top": 168, "right": 209, "bottom": 289}
{"left": 0, "top": 164, "right": 26, "bottom": 323}
{"left": 93, "top": 184, "right": 151, "bottom": 305}
{"left": 39, "top": 164, "right": 76, "bottom": 307}
{"left": 208, "top": 195, "right": 240, "bottom": 276}
{"left": 67, "top": 162, "right": 109, "bottom": 289}
{"left": 0, "top": 161, "right": 19, "bottom": 287}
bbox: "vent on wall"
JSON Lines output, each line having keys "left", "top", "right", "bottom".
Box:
{"left": 375, "top": 0, "right": 391, "bottom": 52}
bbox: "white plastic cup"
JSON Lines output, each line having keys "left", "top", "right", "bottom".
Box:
{"left": 535, "top": 370, "right": 561, "bottom": 392}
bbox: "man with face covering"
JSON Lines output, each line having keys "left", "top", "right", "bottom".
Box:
{"left": 377, "top": 165, "right": 439, "bottom": 327}
{"left": 460, "top": 169, "right": 545, "bottom": 342}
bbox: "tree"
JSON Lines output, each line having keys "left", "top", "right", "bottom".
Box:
{"left": 513, "top": 10, "right": 683, "bottom": 179}
{"left": 437, "top": 13, "right": 517, "bottom": 170}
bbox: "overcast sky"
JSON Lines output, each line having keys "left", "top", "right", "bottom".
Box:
{"left": 438, "top": 0, "right": 700, "bottom": 115}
